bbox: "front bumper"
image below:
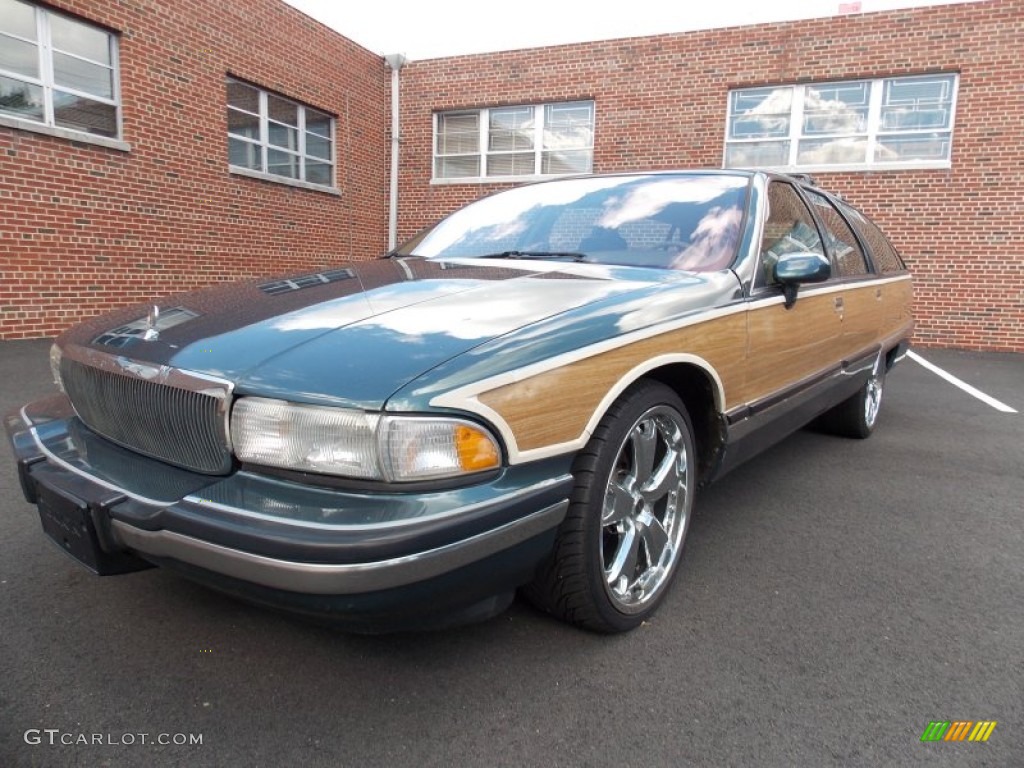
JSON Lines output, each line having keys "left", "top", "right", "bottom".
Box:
{"left": 5, "top": 395, "right": 572, "bottom": 629}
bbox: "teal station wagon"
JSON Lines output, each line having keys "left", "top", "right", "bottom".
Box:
{"left": 5, "top": 171, "right": 912, "bottom": 632}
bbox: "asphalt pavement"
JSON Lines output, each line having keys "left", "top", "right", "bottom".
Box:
{"left": 1, "top": 340, "right": 1021, "bottom": 767}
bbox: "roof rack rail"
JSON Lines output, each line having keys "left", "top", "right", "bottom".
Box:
{"left": 787, "top": 173, "right": 818, "bottom": 186}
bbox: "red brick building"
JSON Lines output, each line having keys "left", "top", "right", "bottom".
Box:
{"left": 2, "top": 0, "right": 1021, "bottom": 350}
{"left": 0, "top": 0, "right": 388, "bottom": 339}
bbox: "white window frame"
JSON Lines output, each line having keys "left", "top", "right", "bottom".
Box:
{"left": 723, "top": 74, "right": 959, "bottom": 173}
{"left": 0, "top": 1, "right": 125, "bottom": 150}
{"left": 432, "top": 101, "right": 595, "bottom": 184}
{"left": 227, "top": 77, "right": 338, "bottom": 194}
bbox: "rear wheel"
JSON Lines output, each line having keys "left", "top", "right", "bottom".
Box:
{"left": 524, "top": 380, "right": 695, "bottom": 633}
{"left": 819, "top": 355, "right": 886, "bottom": 439}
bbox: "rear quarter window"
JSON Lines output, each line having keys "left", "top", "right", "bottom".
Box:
{"left": 805, "top": 190, "right": 869, "bottom": 278}
{"left": 839, "top": 204, "right": 907, "bottom": 274}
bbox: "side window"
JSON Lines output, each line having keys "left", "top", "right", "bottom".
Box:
{"left": 840, "top": 204, "right": 906, "bottom": 274}
{"left": 759, "top": 182, "right": 823, "bottom": 286}
{"left": 804, "top": 191, "right": 870, "bottom": 278}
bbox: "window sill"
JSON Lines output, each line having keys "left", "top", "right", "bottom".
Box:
{"left": 229, "top": 166, "right": 341, "bottom": 195}
{"left": 0, "top": 115, "right": 130, "bottom": 152}
{"left": 430, "top": 172, "right": 586, "bottom": 186}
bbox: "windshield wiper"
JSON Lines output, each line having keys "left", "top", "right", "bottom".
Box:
{"left": 476, "top": 250, "right": 592, "bottom": 262}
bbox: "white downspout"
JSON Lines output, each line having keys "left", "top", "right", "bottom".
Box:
{"left": 384, "top": 53, "right": 407, "bottom": 252}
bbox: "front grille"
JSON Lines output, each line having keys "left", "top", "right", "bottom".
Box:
{"left": 61, "top": 357, "right": 232, "bottom": 475}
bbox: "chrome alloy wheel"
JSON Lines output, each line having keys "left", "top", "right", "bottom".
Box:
{"left": 601, "top": 405, "right": 691, "bottom": 613}
{"left": 864, "top": 373, "right": 883, "bottom": 429}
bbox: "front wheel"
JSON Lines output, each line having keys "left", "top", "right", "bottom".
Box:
{"left": 524, "top": 380, "right": 696, "bottom": 633}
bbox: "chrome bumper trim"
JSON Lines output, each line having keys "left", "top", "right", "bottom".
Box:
{"left": 183, "top": 474, "right": 572, "bottom": 531}
{"left": 110, "top": 500, "right": 568, "bottom": 594}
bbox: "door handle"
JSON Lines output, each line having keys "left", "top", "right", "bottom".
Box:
{"left": 833, "top": 296, "right": 844, "bottom": 313}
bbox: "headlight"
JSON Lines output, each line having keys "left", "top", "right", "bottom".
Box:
{"left": 231, "top": 397, "right": 380, "bottom": 478}
{"left": 50, "top": 343, "right": 64, "bottom": 392}
{"left": 231, "top": 397, "right": 502, "bottom": 482}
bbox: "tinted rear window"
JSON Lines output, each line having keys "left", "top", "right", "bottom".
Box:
{"left": 839, "top": 203, "right": 906, "bottom": 274}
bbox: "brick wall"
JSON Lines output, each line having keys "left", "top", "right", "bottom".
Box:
{"left": 4, "top": 0, "right": 1021, "bottom": 351}
{"left": 395, "top": 0, "right": 1024, "bottom": 352}
{"left": 0, "top": 0, "right": 389, "bottom": 339}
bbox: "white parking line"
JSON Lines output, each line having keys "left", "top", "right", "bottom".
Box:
{"left": 907, "top": 351, "right": 1018, "bottom": 414}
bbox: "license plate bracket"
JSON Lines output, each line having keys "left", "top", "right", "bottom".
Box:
{"left": 35, "top": 481, "right": 151, "bottom": 575}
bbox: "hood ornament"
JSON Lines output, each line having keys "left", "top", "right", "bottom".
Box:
{"left": 143, "top": 305, "right": 160, "bottom": 341}
{"left": 115, "top": 357, "right": 164, "bottom": 380}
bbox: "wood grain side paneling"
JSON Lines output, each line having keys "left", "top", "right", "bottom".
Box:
{"left": 478, "top": 313, "right": 747, "bottom": 452}
{"left": 838, "top": 278, "right": 910, "bottom": 357}
{"left": 740, "top": 291, "right": 841, "bottom": 404}
{"left": 473, "top": 276, "right": 912, "bottom": 457}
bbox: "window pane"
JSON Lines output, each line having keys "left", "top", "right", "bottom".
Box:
{"left": 0, "top": 0, "right": 38, "bottom": 40}
{"left": 541, "top": 148, "right": 592, "bottom": 175}
{"left": 268, "top": 121, "right": 297, "bottom": 151}
{"left": 53, "top": 90, "right": 116, "bottom": 136}
{"left": 759, "top": 182, "right": 823, "bottom": 285}
{"left": 267, "top": 148, "right": 298, "bottom": 178}
{"left": 50, "top": 13, "right": 111, "bottom": 65}
{"left": 724, "top": 141, "right": 789, "bottom": 167}
{"left": 487, "top": 152, "right": 534, "bottom": 176}
{"left": 229, "top": 137, "right": 260, "bottom": 169}
{"left": 801, "top": 81, "right": 869, "bottom": 136}
{"left": 729, "top": 87, "right": 791, "bottom": 139}
{"left": 0, "top": 35, "right": 38, "bottom": 78}
{"left": 227, "top": 79, "right": 259, "bottom": 112}
{"left": 874, "top": 133, "right": 951, "bottom": 163}
{"left": 797, "top": 137, "right": 868, "bottom": 165}
{"left": 305, "top": 161, "right": 331, "bottom": 185}
{"left": 53, "top": 51, "right": 112, "bottom": 99}
{"left": 436, "top": 113, "right": 479, "bottom": 155}
{"left": 306, "top": 132, "right": 331, "bottom": 160}
{"left": 880, "top": 75, "right": 954, "bottom": 131}
{"left": 305, "top": 108, "right": 331, "bottom": 137}
{"left": 0, "top": 74, "right": 43, "bottom": 120}
{"left": 227, "top": 107, "right": 259, "bottom": 139}
{"left": 543, "top": 101, "right": 593, "bottom": 149}
{"left": 267, "top": 94, "right": 297, "bottom": 126}
{"left": 842, "top": 204, "right": 904, "bottom": 273}
{"left": 806, "top": 191, "right": 868, "bottom": 276}
{"left": 435, "top": 155, "right": 480, "bottom": 179}
{"left": 489, "top": 106, "right": 533, "bottom": 151}
{"left": 727, "top": 75, "right": 956, "bottom": 171}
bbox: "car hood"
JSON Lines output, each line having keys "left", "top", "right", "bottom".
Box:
{"left": 59, "top": 257, "right": 685, "bottom": 409}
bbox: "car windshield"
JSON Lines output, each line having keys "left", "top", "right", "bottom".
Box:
{"left": 394, "top": 173, "right": 751, "bottom": 271}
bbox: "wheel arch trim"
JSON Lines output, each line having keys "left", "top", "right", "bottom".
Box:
{"left": 433, "top": 354, "right": 726, "bottom": 465}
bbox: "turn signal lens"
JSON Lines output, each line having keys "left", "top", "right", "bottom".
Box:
{"left": 455, "top": 424, "right": 501, "bottom": 472}
{"left": 381, "top": 417, "right": 502, "bottom": 481}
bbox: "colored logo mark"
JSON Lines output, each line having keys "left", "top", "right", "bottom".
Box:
{"left": 921, "top": 721, "right": 997, "bottom": 742}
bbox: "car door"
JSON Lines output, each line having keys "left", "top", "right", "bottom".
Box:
{"left": 802, "top": 189, "right": 883, "bottom": 370}
{"left": 836, "top": 200, "right": 915, "bottom": 350}
{"left": 742, "top": 180, "right": 844, "bottom": 406}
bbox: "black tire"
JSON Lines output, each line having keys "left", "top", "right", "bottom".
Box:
{"left": 523, "top": 380, "right": 696, "bottom": 633}
{"left": 818, "top": 359, "right": 886, "bottom": 439}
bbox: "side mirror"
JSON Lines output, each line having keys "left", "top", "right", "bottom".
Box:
{"left": 773, "top": 252, "right": 831, "bottom": 309}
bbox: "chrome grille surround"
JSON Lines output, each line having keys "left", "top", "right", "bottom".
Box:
{"left": 59, "top": 344, "right": 234, "bottom": 475}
